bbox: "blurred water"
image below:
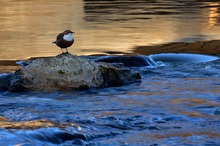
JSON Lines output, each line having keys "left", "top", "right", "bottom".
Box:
{"left": 0, "top": 0, "right": 220, "bottom": 59}
{"left": 1, "top": 1, "right": 220, "bottom": 145}
{"left": 0, "top": 60, "right": 220, "bottom": 145}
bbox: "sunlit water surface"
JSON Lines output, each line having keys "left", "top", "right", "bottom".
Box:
{"left": 0, "top": 0, "right": 220, "bottom": 145}
{"left": 0, "top": 0, "right": 220, "bottom": 59}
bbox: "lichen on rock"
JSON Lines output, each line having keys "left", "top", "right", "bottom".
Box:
{"left": 9, "top": 53, "right": 141, "bottom": 91}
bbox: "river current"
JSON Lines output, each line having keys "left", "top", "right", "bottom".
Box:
{"left": 0, "top": 56, "right": 220, "bottom": 145}
{"left": 0, "top": 0, "right": 220, "bottom": 146}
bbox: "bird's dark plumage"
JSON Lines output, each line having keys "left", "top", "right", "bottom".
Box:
{"left": 53, "top": 30, "right": 74, "bottom": 53}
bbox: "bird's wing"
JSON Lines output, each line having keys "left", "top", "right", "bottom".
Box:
{"left": 56, "top": 33, "right": 64, "bottom": 40}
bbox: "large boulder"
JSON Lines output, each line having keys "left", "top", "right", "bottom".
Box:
{"left": 9, "top": 53, "right": 141, "bottom": 92}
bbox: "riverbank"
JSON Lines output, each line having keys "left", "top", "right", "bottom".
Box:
{"left": 133, "top": 40, "right": 220, "bottom": 55}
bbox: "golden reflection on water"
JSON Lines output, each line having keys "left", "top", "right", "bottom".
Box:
{"left": 0, "top": 119, "right": 78, "bottom": 129}
{"left": 208, "top": 3, "right": 219, "bottom": 28}
{"left": 0, "top": 0, "right": 84, "bottom": 59}
{"left": 0, "top": 1, "right": 220, "bottom": 60}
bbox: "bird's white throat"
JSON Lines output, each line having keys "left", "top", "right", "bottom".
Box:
{"left": 63, "top": 33, "right": 73, "bottom": 41}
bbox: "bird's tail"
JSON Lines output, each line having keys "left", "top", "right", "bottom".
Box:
{"left": 52, "top": 41, "right": 56, "bottom": 44}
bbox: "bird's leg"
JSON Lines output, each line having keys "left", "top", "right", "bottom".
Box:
{"left": 61, "top": 48, "right": 64, "bottom": 54}
{"left": 66, "top": 48, "right": 69, "bottom": 53}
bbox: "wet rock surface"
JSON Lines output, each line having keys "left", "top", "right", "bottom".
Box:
{"left": 0, "top": 73, "right": 11, "bottom": 90}
{"left": 96, "top": 56, "right": 151, "bottom": 67}
{"left": 8, "top": 53, "right": 141, "bottom": 92}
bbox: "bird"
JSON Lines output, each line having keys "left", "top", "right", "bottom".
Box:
{"left": 52, "top": 30, "right": 74, "bottom": 53}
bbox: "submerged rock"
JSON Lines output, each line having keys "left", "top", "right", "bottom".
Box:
{"left": 9, "top": 53, "right": 141, "bottom": 91}
{"left": 214, "top": 108, "right": 220, "bottom": 115}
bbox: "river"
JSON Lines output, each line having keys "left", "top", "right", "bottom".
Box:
{"left": 0, "top": 0, "right": 220, "bottom": 145}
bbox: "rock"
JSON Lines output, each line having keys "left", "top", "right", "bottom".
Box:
{"left": 0, "top": 73, "right": 12, "bottom": 90}
{"left": 95, "top": 55, "right": 158, "bottom": 67}
{"left": 214, "top": 108, "right": 220, "bottom": 115}
{"left": 9, "top": 53, "right": 141, "bottom": 92}
{"left": 16, "top": 60, "right": 32, "bottom": 67}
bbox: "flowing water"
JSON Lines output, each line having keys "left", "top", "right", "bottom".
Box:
{"left": 0, "top": 0, "right": 220, "bottom": 145}
{"left": 1, "top": 60, "right": 220, "bottom": 145}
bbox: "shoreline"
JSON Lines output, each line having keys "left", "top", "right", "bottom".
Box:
{"left": 132, "top": 39, "right": 220, "bottom": 56}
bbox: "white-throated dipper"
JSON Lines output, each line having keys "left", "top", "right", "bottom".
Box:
{"left": 52, "top": 30, "right": 74, "bottom": 53}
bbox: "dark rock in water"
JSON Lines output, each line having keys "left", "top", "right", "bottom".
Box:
{"left": 101, "top": 67, "right": 141, "bottom": 87}
{"left": 0, "top": 73, "right": 12, "bottom": 90}
{"left": 214, "top": 108, "right": 220, "bottom": 115}
{"left": 9, "top": 53, "right": 141, "bottom": 92}
{"left": 95, "top": 56, "right": 157, "bottom": 67}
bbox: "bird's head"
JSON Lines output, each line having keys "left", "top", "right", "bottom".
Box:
{"left": 63, "top": 30, "right": 74, "bottom": 41}
{"left": 63, "top": 30, "right": 74, "bottom": 35}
